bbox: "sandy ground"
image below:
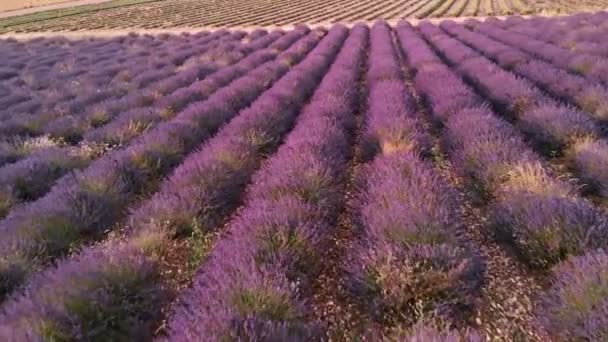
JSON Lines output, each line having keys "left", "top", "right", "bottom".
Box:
{"left": 0, "top": 0, "right": 113, "bottom": 18}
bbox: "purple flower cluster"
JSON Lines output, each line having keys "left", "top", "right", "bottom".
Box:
{"left": 476, "top": 21, "right": 608, "bottom": 85}
{"left": 364, "top": 22, "right": 430, "bottom": 158}
{"left": 0, "top": 240, "right": 166, "bottom": 341}
{"left": 348, "top": 22, "right": 481, "bottom": 328}
{"left": 0, "top": 27, "right": 315, "bottom": 300}
{"left": 405, "top": 22, "right": 608, "bottom": 270}
{"left": 0, "top": 145, "right": 100, "bottom": 219}
{"left": 163, "top": 25, "right": 364, "bottom": 340}
{"left": 397, "top": 22, "right": 484, "bottom": 120}
{"left": 82, "top": 32, "right": 286, "bottom": 145}
{"left": 0, "top": 32, "right": 235, "bottom": 139}
{"left": 425, "top": 23, "right": 543, "bottom": 116}
{"left": 0, "top": 136, "right": 58, "bottom": 168}
{"left": 0, "top": 25, "right": 340, "bottom": 340}
{"left": 442, "top": 20, "right": 608, "bottom": 122}
{"left": 42, "top": 31, "right": 263, "bottom": 143}
{"left": 125, "top": 27, "right": 333, "bottom": 240}
{"left": 540, "top": 250, "right": 608, "bottom": 341}
{"left": 432, "top": 22, "right": 608, "bottom": 203}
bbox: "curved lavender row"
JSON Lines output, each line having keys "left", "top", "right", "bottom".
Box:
{"left": 433, "top": 22, "right": 608, "bottom": 199}
{"left": 41, "top": 31, "right": 256, "bottom": 141}
{"left": 123, "top": 28, "right": 334, "bottom": 242}
{"left": 0, "top": 39, "right": 132, "bottom": 114}
{"left": 0, "top": 33, "right": 218, "bottom": 124}
{"left": 0, "top": 25, "right": 346, "bottom": 341}
{"left": 420, "top": 22, "right": 545, "bottom": 116}
{"left": 347, "top": 22, "right": 481, "bottom": 335}
{"left": 41, "top": 45, "right": 253, "bottom": 142}
{"left": 446, "top": 21, "right": 607, "bottom": 115}
{"left": 401, "top": 21, "right": 608, "bottom": 340}
{"left": 81, "top": 31, "right": 285, "bottom": 145}
{"left": 0, "top": 32, "right": 288, "bottom": 221}
{"left": 0, "top": 32, "right": 243, "bottom": 138}
{"left": 13, "top": 34, "right": 216, "bottom": 92}
{"left": 163, "top": 24, "right": 359, "bottom": 341}
{"left": 451, "top": 20, "right": 608, "bottom": 121}
{"left": 475, "top": 21, "right": 608, "bottom": 85}
{"left": 0, "top": 27, "right": 316, "bottom": 300}
{"left": 496, "top": 14, "right": 608, "bottom": 56}
{"left": 0, "top": 34, "right": 208, "bottom": 122}
{"left": 404, "top": 21, "right": 608, "bottom": 270}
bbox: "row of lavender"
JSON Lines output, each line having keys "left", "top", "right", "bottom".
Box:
{"left": 0, "top": 27, "right": 312, "bottom": 299}
{"left": 445, "top": 21, "right": 608, "bottom": 202}
{"left": 0, "top": 30, "right": 284, "bottom": 219}
{"left": 408, "top": 20, "right": 608, "bottom": 340}
{"left": 1, "top": 18, "right": 608, "bottom": 340}
{"left": 495, "top": 11, "right": 608, "bottom": 56}
{"left": 0, "top": 25, "right": 361, "bottom": 340}
{"left": 347, "top": 22, "right": 483, "bottom": 339}
{"left": 0, "top": 23, "right": 485, "bottom": 341}
{"left": 1, "top": 32, "right": 218, "bottom": 125}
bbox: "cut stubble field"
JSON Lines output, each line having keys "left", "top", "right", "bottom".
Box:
{"left": 1, "top": 0, "right": 608, "bottom": 33}
{"left": 1, "top": 11, "right": 608, "bottom": 341}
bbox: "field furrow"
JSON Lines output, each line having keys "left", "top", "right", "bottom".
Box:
{"left": 0, "top": 26, "right": 317, "bottom": 300}
{"left": 0, "top": 24, "right": 348, "bottom": 340}
{"left": 1, "top": 13, "right": 608, "bottom": 341}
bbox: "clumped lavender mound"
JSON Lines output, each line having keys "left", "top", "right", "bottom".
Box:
{"left": 1, "top": 11, "right": 608, "bottom": 341}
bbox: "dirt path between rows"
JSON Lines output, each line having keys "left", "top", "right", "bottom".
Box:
{"left": 0, "top": 0, "right": 113, "bottom": 19}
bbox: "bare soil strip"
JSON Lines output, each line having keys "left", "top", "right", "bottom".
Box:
{"left": 0, "top": 0, "right": 112, "bottom": 15}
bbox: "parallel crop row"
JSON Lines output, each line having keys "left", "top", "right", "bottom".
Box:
{"left": 164, "top": 24, "right": 362, "bottom": 340}
{"left": 0, "top": 26, "right": 313, "bottom": 300}
{"left": 347, "top": 22, "right": 482, "bottom": 339}
{"left": 418, "top": 21, "right": 608, "bottom": 269}
{"left": 0, "top": 31, "right": 240, "bottom": 139}
{"left": 439, "top": 21, "right": 608, "bottom": 199}
{"left": 403, "top": 21, "right": 608, "bottom": 340}
{"left": 474, "top": 20, "right": 608, "bottom": 86}
{"left": 0, "top": 25, "right": 347, "bottom": 340}
{"left": 496, "top": 12, "right": 608, "bottom": 55}
{"left": 0, "top": 31, "right": 286, "bottom": 222}
{"left": 2, "top": 17, "right": 608, "bottom": 340}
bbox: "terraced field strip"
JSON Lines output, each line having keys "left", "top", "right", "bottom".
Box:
{"left": 2, "top": 0, "right": 608, "bottom": 32}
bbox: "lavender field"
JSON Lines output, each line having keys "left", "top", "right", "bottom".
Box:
{"left": 1, "top": 11, "right": 608, "bottom": 341}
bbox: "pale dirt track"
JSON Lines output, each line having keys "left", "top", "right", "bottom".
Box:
{"left": 0, "top": 0, "right": 113, "bottom": 15}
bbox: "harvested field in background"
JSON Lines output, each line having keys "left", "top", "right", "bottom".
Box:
{"left": 1, "top": 12, "right": 608, "bottom": 341}
{"left": 1, "top": 0, "right": 89, "bottom": 13}
{"left": 1, "top": 0, "right": 608, "bottom": 33}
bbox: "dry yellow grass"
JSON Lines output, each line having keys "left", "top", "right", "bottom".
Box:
{"left": 1, "top": 0, "right": 113, "bottom": 13}
{"left": 0, "top": 0, "right": 76, "bottom": 12}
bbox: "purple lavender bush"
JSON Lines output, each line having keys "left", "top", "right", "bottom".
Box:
{"left": 163, "top": 25, "right": 364, "bottom": 340}
{"left": 539, "top": 251, "right": 608, "bottom": 341}
{"left": 0, "top": 29, "right": 320, "bottom": 300}
{"left": 0, "top": 240, "right": 166, "bottom": 341}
